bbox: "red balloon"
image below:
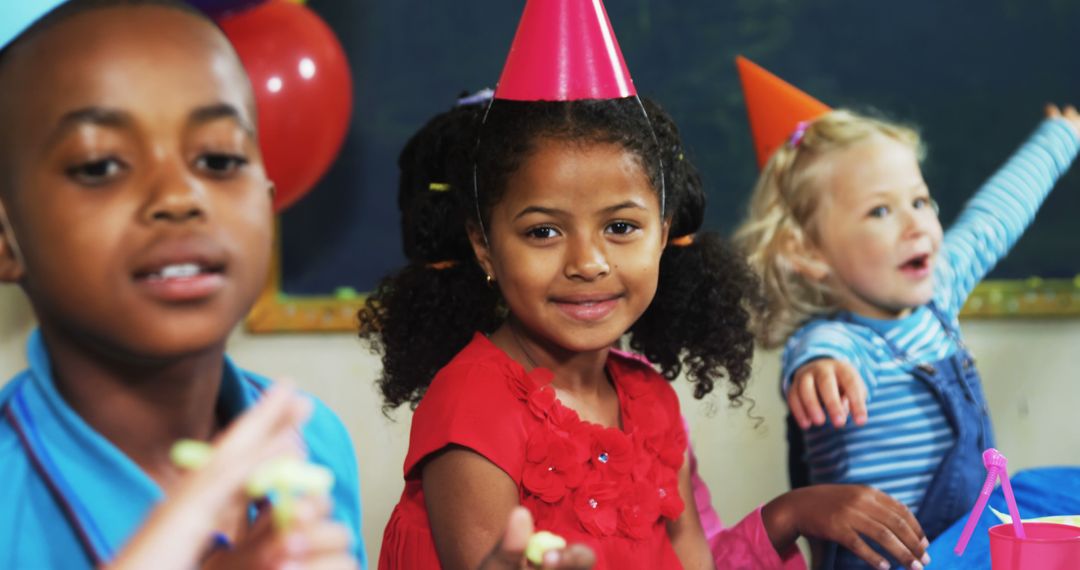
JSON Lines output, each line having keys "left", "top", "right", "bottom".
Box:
{"left": 219, "top": 0, "right": 353, "bottom": 212}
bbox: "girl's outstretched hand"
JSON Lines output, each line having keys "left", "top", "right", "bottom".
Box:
{"left": 788, "top": 359, "right": 868, "bottom": 429}
{"left": 1046, "top": 104, "right": 1080, "bottom": 138}
{"left": 762, "top": 484, "right": 930, "bottom": 570}
{"left": 478, "top": 507, "right": 596, "bottom": 570}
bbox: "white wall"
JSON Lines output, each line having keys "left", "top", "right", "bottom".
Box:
{"left": 3, "top": 286, "right": 1079, "bottom": 563}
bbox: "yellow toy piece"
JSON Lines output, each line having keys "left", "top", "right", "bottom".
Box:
{"left": 170, "top": 440, "right": 212, "bottom": 469}
{"left": 170, "top": 439, "right": 334, "bottom": 529}
{"left": 525, "top": 530, "right": 567, "bottom": 566}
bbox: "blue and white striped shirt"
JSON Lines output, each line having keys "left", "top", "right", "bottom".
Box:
{"left": 781, "top": 119, "right": 1080, "bottom": 509}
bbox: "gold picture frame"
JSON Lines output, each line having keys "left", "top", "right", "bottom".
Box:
{"left": 963, "top": 278, "right": 1080, "bottom": 318}
{"left": 245, "top": 227, "right": 367, "bottom": 333}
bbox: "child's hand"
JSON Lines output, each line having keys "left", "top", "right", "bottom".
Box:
{"left": 204, "top": 495, "right": 357, "bottom": 570}
{"left": 764, "top": 485, "right": 929, "bottom": 570}
{"left": 106, "top": 385, "right": 314, "bottom": 570}
{"left": 477, "top": 507, "right": 596, "bottom": 570}
{"left": 789, "top": 359, "right": 868, "bottom": 429}
{"left": 1046, "top": 104, "right": 1080, "bottom": 138}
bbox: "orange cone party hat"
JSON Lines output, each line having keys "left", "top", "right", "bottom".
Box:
{"left": 494, "top": 0, "right": 636, "bottom": 101}
{"left": 736, "top": 55, "right": 831, "bottom": 169}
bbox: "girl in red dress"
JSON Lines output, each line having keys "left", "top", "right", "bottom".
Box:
{"left": 361, "top": 66, "right": 761, "bottom": 570}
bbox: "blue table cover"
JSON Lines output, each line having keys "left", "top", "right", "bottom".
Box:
{"left": 927, "top": 466, "right": 1080, "bottom": 568}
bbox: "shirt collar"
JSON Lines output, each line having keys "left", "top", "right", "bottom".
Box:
{"left": 842, "top": 304, "right": 929, "bottom": 334}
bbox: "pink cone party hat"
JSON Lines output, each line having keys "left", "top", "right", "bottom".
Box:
{"left": 494, "top": 0, "right": 636, "bottom": 101}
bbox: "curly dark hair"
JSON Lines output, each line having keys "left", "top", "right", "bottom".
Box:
{"left": 359, "top": 95, "right": 762, "bottom": 412}
{"left": 629, "top": 98, "right": 762, "bottom": 403}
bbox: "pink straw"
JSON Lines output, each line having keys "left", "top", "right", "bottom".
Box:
{"left": 954, "top": 448, "right": 1024, "bottom": 556}
{"left": 954, "top": 461, "right": 1000, "bottom": 554}
{"left": 998, "top": 463, "right": 1026, "bottom": 540}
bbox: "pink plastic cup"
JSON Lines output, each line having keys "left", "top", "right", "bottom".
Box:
{"left": 989, "top": 522, "right": 1080, "bottom": 569}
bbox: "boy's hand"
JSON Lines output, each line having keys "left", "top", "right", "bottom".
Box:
{"left": 767, "top": 485, "right": 930, "bottom": 570}
{"left": 1046, "top": 104, "right": 1080, "bottom": 138}
{"left": 789, "top": 359, "right": 868, "bottom": 429}
{"left": 107, "top": 385, "right": 317, "bottom": 570}
{"left": 478, "top": 507, "right": 595, "bottom": 570}
{"left": 204, "top": 495, "right": 357, "bottom": 570}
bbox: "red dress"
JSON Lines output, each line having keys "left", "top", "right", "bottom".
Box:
{"left": 379, "top": 333, "right": 688, "bottom": 569}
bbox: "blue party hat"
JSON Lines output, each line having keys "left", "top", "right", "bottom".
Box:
{"left": 1, "top": 1, "right": 70, "bottom": 52}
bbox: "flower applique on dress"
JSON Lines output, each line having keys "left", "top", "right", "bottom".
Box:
{"left": 511, "top": 357, "right": 686, "bottom": 540}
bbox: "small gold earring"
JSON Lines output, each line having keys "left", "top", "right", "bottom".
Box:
{"left": 485, "top": 273, "right": 496, "bottom": 287}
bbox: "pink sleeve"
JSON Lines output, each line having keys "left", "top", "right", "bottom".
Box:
{"left": 707, "top": 506, "right": 806, "bottom": 570}
{"left": 686, "top": 422, "right": 724, "bottom": 536}
{"left": 685, "top": 420, "right": 807, "bottom": 570}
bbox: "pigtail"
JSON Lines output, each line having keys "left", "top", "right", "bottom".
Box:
{"left": 629, "top": 233, "right": 761, "bottom": 403}
{"left": 359, "top": 95, "right": 502, "bottom": 412}
{"left": 360, "top": 262, "right": 500, "bottom": 412}
{"left": 629, "top": 98, "right": 760, "bottom": 403}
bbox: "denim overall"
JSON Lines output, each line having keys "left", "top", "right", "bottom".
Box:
{"left": 788, "top": 303, "right": 996, "bottom": 569}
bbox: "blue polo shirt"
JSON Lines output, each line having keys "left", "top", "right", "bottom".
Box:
{"left": 0, "top": 330, "right": 367, "bottom": 569}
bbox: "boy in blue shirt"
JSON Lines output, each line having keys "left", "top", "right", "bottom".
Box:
{"left": 0, "top": 1, "right": 366, "bottom": 568}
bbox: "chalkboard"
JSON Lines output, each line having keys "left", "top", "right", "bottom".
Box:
{"left": 245, "top": 0, "right": 1080, "bottom": 332}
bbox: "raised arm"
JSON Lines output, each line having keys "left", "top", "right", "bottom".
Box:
{"left": 937, "top": 106, "right": 1080, "bottom": 313}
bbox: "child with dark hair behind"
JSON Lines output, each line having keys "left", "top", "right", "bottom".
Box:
{"left": 362, "top": 84, "right": 753, "bottom": 568}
